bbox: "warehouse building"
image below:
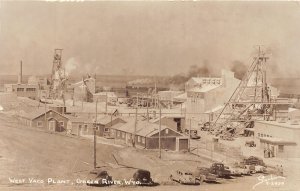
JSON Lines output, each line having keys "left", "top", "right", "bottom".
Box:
{"left": 185, "top": 70, "right": 240, "bottom": 126}
{"left": 254, "top": 119, "right": 300, "bottom": 158}
{"left": 111, "top": 119, "right": 189, "bottom": 151}
{"left": 4, "top": 84, "right": 39, "bottom": 100}
{"left": 17, "top": 108, "right": 69, "bottom": 132}
{"left": 67, "top": 115, "right": 125, "bottom": 137}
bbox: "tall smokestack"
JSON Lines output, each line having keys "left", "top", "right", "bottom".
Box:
{"left": 18, "top": 60, "right": 22, "bottom": 84}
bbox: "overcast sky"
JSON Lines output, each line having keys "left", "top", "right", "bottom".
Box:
{"left": 0, "top": 1, "right": 300, "bottom": 77}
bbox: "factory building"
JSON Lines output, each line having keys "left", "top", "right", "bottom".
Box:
{"left": 4, "top": 62, "right": 39, "bottom": 100}
{"left": 157, "top": 90, "right": 183, "bottom": 108}
{"left": 71, "top": 75, "right": 95, "bottom": 102}
{"left": 111, "top": 118, "right": 189, "bottom": 151}
{"left": 185, "top": 70, "right": 240, "bottom": 126}
{"left": 4, "top": 84, "right": 39, "bottom": 100}
{"left": 254, "top": 120, "right": 300, "bottom": 158}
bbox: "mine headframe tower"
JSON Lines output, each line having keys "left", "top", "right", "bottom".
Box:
{"left": 49, "top": 49, "right": 67, "bottom": 106}
{"left": 211, "top": 47, "right": 288, "bottom": 138}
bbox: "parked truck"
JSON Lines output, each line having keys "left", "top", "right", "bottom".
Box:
{"left": 209, "top": 163, "right": 231, "bottom": 178}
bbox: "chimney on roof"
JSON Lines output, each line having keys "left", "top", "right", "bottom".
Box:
{"left": 18, "top": 60, "right": 22, "bottom": 84}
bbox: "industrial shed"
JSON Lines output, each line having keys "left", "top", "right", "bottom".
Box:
{"left": 66, "top": 115, "right": 125, "bottom": 137}
{"left": 17, "top": 109, "right": 69, "bottom": 132}
{"left": 111, "top": 119, "right": 188, "bottom": 151}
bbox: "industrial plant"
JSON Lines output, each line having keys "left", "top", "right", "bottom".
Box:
{"left": 1, "top": 1, "right": 300, "bottom": 191}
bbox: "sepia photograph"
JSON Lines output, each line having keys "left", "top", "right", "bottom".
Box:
{"left": 0, "top": 0, "right": 300, "bottom": 190}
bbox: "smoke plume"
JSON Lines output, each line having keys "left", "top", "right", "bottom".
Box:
{"left": 230, "top": 60, "right": 247, "bottom": 80}
{"left": 65, "top": 57, "right": 79, "bottom": 76}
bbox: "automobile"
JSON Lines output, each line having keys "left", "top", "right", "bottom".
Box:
{"left": 184, "top": 129, "right": 201, "bottom": 139}
{"left": 170, "top": 170, "right": 200, "bottom": 185}
{"left": 133, "top": 169, "right": 157, "bottom": 186}
{"left": 245, "top": 140, "right": 256, "bottom": 147}
{"left": 224, "top": 166, "right": 243, "bottom": 176}
{"left": 243, "top": 156, "right": 265, "bottom": 166}
{"left": 86, "top": 169, "right": 113, "bottom": 187}
{"left": 200, "top": 122, "right": 211, "bottom": 131}
{"left": 254, "top": 165, "right": 267, "bottom": 173}
{"left": 209, "top": 163, "right": 231, "bottom": 178}
{"left": 244, "top": 165, "right": 256, "bottom": 174}
{"left": 193, "top": 167, "right": 218, "bottom": 182}
{"left": 190, "top": 130, "right": 201, "bottom": 139}
{"left": 219, "top": 135, "right": 234, "bottom": 141}
{"left": 190, "top": 134, "right": 201, "bottom": 139}
{"left": 232, "top": 163, "right": 251, "bottom": 175}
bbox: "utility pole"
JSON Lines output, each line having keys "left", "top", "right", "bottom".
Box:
{"left": 147, "top": 93, "right": 149, "bottom": 122}
{"left": 105, "top": 92, "right": 108, "bottom": 115}
{"left": 94, "top": 99, "right": 98, "bottom": 169}
{"left": 133, "top": 107, "right": 137, "bottom": 147}
{"left": 44, "top": 101, "right": 47, "bottom": 130}
{"left": 159, "top": 106, "right": 162, "bottom": 159}
{"left": 72, "top": 89, "right": 75, "bottom": 106}
{"left": 136, "top": 93, "right": 139, "bottom": 108}
{"left": 189, "top": 118, "right": 191, "bottom": 152}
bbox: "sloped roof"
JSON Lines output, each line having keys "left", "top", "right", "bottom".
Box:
{"left": 150, "top": 114, "right": 185, "bottom": 123}
{"left": 97, "top": 116, "right": 125, "bottom": 125}
{"left": 259, "top": 137, "right": 296, "bottom": 145}
{"left": 190, "top": 77, "right": 203, "bottom": 84}
{"left": 112, "top": 119, "right": 170, "bottom": 137}
{"left": 18, "top": 108, "right": 51, "bottom": 120}
{"left": 173, "top": 92, "right": 187, "bottom": 103}
{"left": 18, "top": 108, "right": 69, "bottom": 121}
{"left": 189, "top": 84, "right": 221, "bottom": 93}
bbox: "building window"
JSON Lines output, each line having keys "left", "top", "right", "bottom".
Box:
{"left": 26, "top": 88, "right": 36, "bottom": 92}
{"left": 138, "top": 136, "right": 141, "bottom": 142}
{"left": 104, "top": 128, "right": 109, "bottom": 132}
{"left": 117, "top": 131, "right": 120, "bottom": 137}
{"left": 165, "top": 129, "right": 169, "bottom": 134}
{"left": 84, "top": 125, "right": 88, "bottom": 132}
{"left": 278, "top": 145, "right": 284, "bottom": 152}
{"left": 122, "top": 132, "right": 125, "bottom": 138}
{"left": 59, "top": 121, "right": 64, "bottom": 127}
{"left": 17, "top": 88, "right": 24, "bottom": 92}
{"left": 142, "top": 137, "right": 145, "bottom": 144}
{"left": 37, "top": 121, "right": 43, "bottom": 127}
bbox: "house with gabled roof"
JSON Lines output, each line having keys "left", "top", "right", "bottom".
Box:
{"left": 17, "top": 108, "right": 69, "bottom": 132}
{"left": 111, "top": 118, "right": 189, "bottom": 151}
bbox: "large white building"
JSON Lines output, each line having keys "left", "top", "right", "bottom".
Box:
{"left": 255, "top": 119, "right": 300, "bottom": 158}
{"left": 185, "top": 70, "right": 240, "bottom": 126}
